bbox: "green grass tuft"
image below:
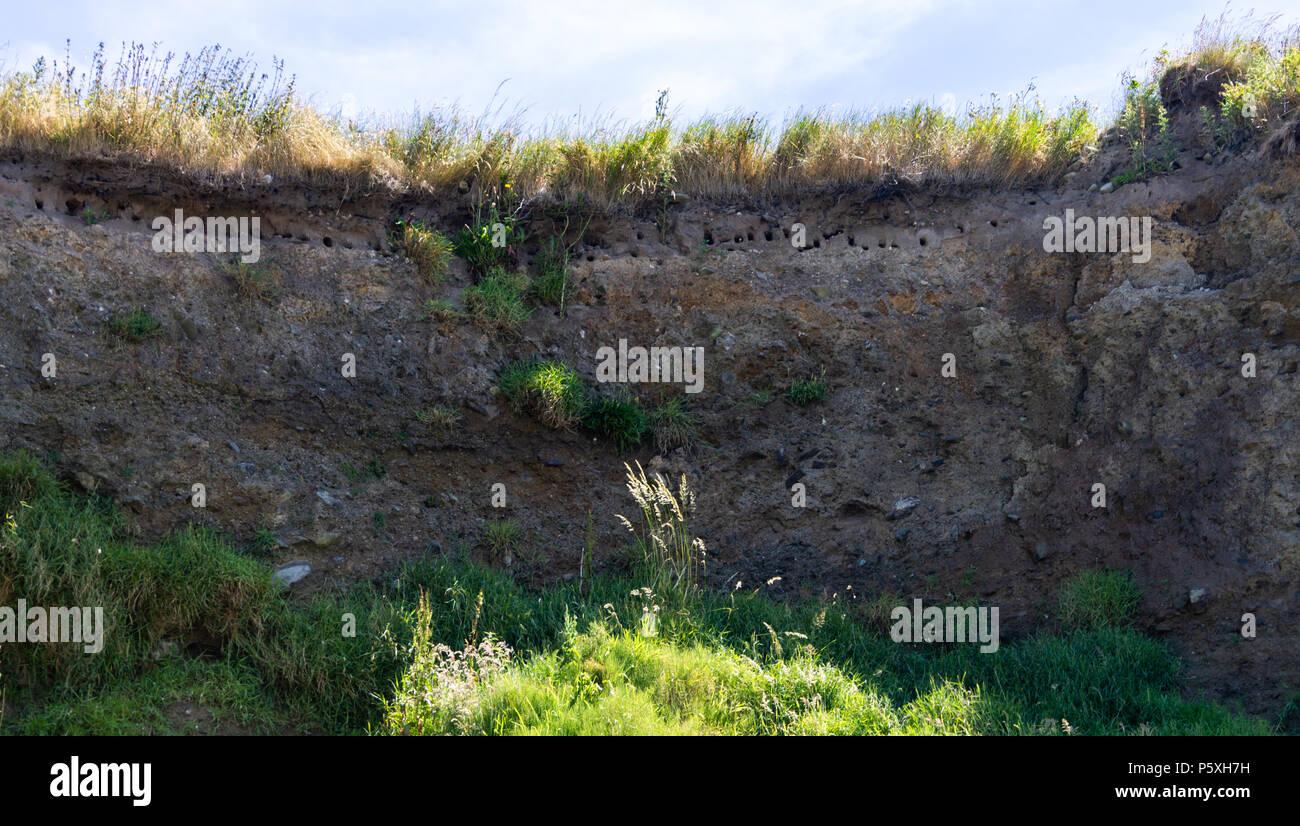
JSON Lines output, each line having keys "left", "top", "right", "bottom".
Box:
{"left": 531, "top": 236, "right": 574, "bottom": 310}
{"left": 784, "top": 372, "right": 828, "bottom": 406}
{"left": 109, "top": 308, "right": 162, "bottom": 341}
{"left": 463, "top": 266, "right": 532, "bottom": 334}
{"left": 582, "top": 393, "right": 648, "bottom": 451}
{"left": 395, "top": 219, "right": 453, "bottom": 284}
{"left": 1058, "top": 569, "right": 1143, "bottom": 630}
{"left": 648, "top": 397, "right": 698, "bottom": 452}
{"left": 497, "top": 358, "right": 587, "bottom": 429}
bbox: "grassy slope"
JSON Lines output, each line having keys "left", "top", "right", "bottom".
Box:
{"left": 0, "top": 453, "right": 1275, "bottom": 736}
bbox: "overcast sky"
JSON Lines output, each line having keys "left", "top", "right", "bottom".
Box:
{"left": 3, "top": 1, "right": 1296, "bottom": 130}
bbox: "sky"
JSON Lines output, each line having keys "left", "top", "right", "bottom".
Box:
{"left": 2, "top": 1, "right": 1296, "bottom": 131}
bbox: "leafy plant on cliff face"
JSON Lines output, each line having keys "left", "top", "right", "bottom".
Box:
{"left": 1112, "top": 77, "right": 1178, "bottom": 185}
{"left": 453, "top": 205, "right": 523, "bottom": 277}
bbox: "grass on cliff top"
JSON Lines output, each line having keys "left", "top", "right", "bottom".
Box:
{"left": 5, "top": 17, "right": 1294, "bottom": 205}
{"left": 0, "top": 42, "right": 1098, "bottom": 203}
{"left": 0, "top": 451, "right": 1277, "bottom": 736}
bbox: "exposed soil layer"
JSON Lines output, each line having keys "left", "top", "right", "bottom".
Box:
{"left": 1, "top": 144, "right": 1297, "bottom": 716}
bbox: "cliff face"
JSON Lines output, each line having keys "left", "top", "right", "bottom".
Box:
{"left": 1, "top": 144, "right": 1297, "bottom": 714}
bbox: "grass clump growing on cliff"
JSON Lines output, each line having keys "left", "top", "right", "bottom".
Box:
{"left": 648, "top": 397, "right": 698, "bottom": 452}
{"left": 581, "top": 392, "right": 648, "bottom": 451}
{"left": 419, "top": 298, "right": 461, "bottom": 321}
{"left": 616, "top": 462, "right": 705, "bottom": 596}
{"left": 531, "top": 236, "right": 574, "bottom": 310}
{"left": 109, "top": 308, "right": 162, "bottom": 341}
{"left": 463, "top": 266, "right": 532, "bottom": 334}
{"left": 414, "top": 404, "right": 462, "bottom": 431}
{"left": 497, "top": 358, "right": 587, "bottom": 429}
{"left": 395, "top": 219, "right": 453, "bottom": 284}
{"left": 482, "top": 519, "right": 523, "bottom": 566}
{"left": 784, "top": 372, "right": 828, "bottom": 406}
{"left": 1163, "top": 14, "right": 1300, "bottom": 139}
{"left": 223, "top": 258, "right": 281, "bottom": 301}
{"left": 1058, "top": 569, "right": 1142, "bottom": 630}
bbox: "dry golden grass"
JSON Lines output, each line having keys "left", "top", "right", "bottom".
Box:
{"left": 1, "top": 16, "right": 1293, "bottom": 204}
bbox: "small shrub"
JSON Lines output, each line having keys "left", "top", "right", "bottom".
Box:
{"left": 1112, "top": 77, "right": 1178, "bottom": 184}
{"left": 452, "top": 207, "right": 523, "bottom": 276}
{"left": 110, "top": 308, "right": 162, "bottom": 341}
{"left": 498, "top": 359, "right": 587, "bottom": 429}
{"left": 1058, "top": 569, "right": 1142, "bottom": 630}
{"left": 583, "top": 393, "right": 648, "bottom": 451}
{"left": 463, "top": 267, "right": 532, "bottom": 334}
{"left": 395, "top": 219, "right": 452, "bottom": 283}
{"left": 80, "top": 206, "right": 108, "bottom": 225}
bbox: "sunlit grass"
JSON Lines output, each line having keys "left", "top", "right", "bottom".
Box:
{"left": 3, "top": 17, "right": 1294, "bottom": 205}
{"left": 0, "top": 41, "right": 1101, "bottom": 202}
